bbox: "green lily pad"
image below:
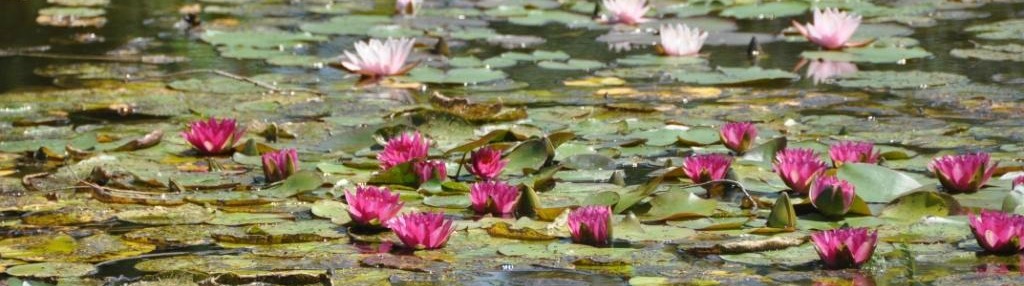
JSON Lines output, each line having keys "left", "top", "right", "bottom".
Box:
{"left": 801, "top": 47, "right": 932, "bottom": 64}
{"left": 642, "top": 190, "right": 717, "bottom": 221}
{"left": 537, "top": 59, "right": 605, "bottom": 71}
{"left": 255, "top": 170, "right": 324, "bottom": 198}
{"left": 116, "top": 204, "right": 212, "bottom": 225}
{"left": 672, "top": 67, "right": 799, "bottom": 85}
{"left": 616, "top": 214, "right": 696, "bottom": 242}
{"left": 616, "top": 54, "right": 707, "bottom": 66}
{"left": 950, "top": 44, "right": 1024, "bottom": 62}
{"left": 720, "top": 2, "right": 808, "bottom": 19}
{"left": 719, "top": 244, "right": 819, "bottom": 267}
{"left": 503, "top": 139, "right": 551, "bottom": 176}
{"left": 37, "top": 7, "right": 105, "bottom": 17}
{"left": 423, "top": 195, "right": 472, "bottom": 209}
{"left": 201, "top": 30, "right": 327, "bottom": 48}
{"left": 311, "top": 200, "right": 351, "bottom": 225}
{"left": 837, "top": 163, "right": 923, "bottom": 203}
{"left": 404, "top": 67, "right": 508, "bottom": 84}
{"left": 879, "top": 190, "right": 960, "bottom": 221}
{"left": 0, "top": 234, "right": 155, "bottom": 262}
{"left": 965, "top": 19, "right": 1024, "bottom": 40}
{"left": 5, "top": 262, "right": 95, "bottom": 278}
{"left": 207, "top": 212, "right": 293, "bottom": 225}
{"left": 212, "top": 220, "right": 345, "bottom": 244}
{"left": 834, "top": 71, "right": 969, "bottom": 89}
{"left": 298, "top": 15, "right": 391, "bottom": 35}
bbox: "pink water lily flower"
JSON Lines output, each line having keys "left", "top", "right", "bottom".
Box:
{"left": 658, "top": 24, "right": 707, "bottom": 57}
{"left": 395, "top": 0, "right": 421, "bottom": 15}
{"left": 683, "top": 154, "right": 732, "bottom": 184}
{"left": 181, "top": 117, "right": 246, "bottom": 155}
{"left": 720, "top": 122, "right": 757, "bottom": 154}
{"left": 807, "top": 60, "right": 858, "bottom": 84}
{"left": 603, "top": 0, "right": 649, "bottom": 25}
{"left": 792, "top": 8, "right": 862, "bottom": 50}
{"left": 469, "top": 181, "right": 520, "bottom": 216}
{"left": 413, "top": 160, "right": 447, "bottom": 183}
{"left": 811, "top": 228, "right": 878, "bottom": 269}
{"left": 568, "top": 205, "right": 612, "bottom": 247}
{"left": 928, "top": 153, "right": 997, "bottom": 194}
{"left": 345, "top": 185, "right": 404, "bottom": 227}
{"left": 468, "top": 146, "right": 507, "bottom": 181}
{"left": 828, "top": 141, "right": 880, "bottom": 167}
{"left": 810, "top": 176, "right": 855, "bottom": 217}
{"left": 774, "top": 148, "right": 828, "bottom": 195}
{"left": 262, "top": 148, "right": 298, "bottom": 183}
{"left": 378, "top": 132, "right": 430, "bottom": 170}
{"left": 387, "top": 212, "right": 455, "bottom": 250}
{"left": 340, "top": 38, "right": 417, "bottom": 78}
{"left": 1014, "top": 176, "right": 1024, "bottom": 189}
{"left": 969, "top": 210, "right": 1024, "bottom": 254}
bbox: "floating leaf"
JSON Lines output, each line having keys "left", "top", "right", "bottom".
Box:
{"left": 642, "top": 190, "right": 717, "bottom": 221}
{"left": 801, "top": 47, "right": 932, "bottom": 64}
{"left": 256, "top": 170, "right": 323, "bottom": 198}
{"left": 766, "top": 192, "right": 797, "bottom": 229}
{"left": 404, "top": 67, "right": 507, "bottom": 84}
{"left": 879, "top": 190, "right": 960, "bottom": 221}
{"left": 5, "top": 262, "right": 96, "bottom": 278}
{"left": 834, "top": 71, "right": 969, "bottom": 89}
{"left": 201, "top": 30, "right": 327, "bottom": 48}
{"left": 837, "top": 163, "right": 922, "bottom": 203}
{"left": 672, "top": 67, "right": 798, "bottom": 85}
{"left": 537, "top": 59, "right": 605, "bottom": 71}
{"left": 720, "top": 2, "right": 808, "bottom": 19}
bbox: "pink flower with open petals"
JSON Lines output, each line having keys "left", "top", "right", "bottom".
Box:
{"left": 969, "top": 210, "right": 1024, "bottom": 254}
{"left": 387, "top": 212, "right": 455, "bottom": 250}
{"left": 181, "top": 117, "right": 245, "bottom": 155}
{"left": 683, "top": 154, "right": 732, "bottom": 184}
{"left": 720, "top": 122, "right": 757, "bottom": 154}
{"left": 262, "top": 148, "right": 298, "bottom": 183}
{"left": 469, "top": 181, "right": 520, "bottom": 216}
{"left": 413, "top": 160, "right": 447, "bottom": 183}
{"left": 928, "top": 153, "right": 997, "bottom": 194}
{"left": 792, "top": 8, "right": 862, "bottom": 50}
{"left": 829, "top": 141, "right": 880, "bottom": 167}
{"left": 395, "top": 0, "right": 421, "bottom": 15}
{"left": 341, "top": 38, "right": 416, "bottom": 78}
{"left": 468, "top": 147, "right": 507, "bottom": 181}
{"left": 568, "top": 205, "right": 612, "bottom": 247}
{"left": 378, "top": 132, "right": 429, "bottom": 170}
{"left": 807, "top": 60, "right": 858, "bottom": 84}
{"left": 811, "top": 228, "right": 877, "bottom": 269}
{"left": 345, "top": 185, "right": 404, "bottom": 227}
{"left": 774, "top": 148, "right": 828, "bottom": 195}
{"left": 810, "top": 176, "right": 855, "bottom": 217}
{"left": 659, "top": 24, "right": 707, "bottom": 57}
{"left": 603, "top": 0, "right": 649, "bottom": 25}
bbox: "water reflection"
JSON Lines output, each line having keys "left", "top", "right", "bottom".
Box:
{"left": 803, "top": 59, "right": 858, "bottom": 85}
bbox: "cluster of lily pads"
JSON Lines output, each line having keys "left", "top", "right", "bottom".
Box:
{"left": 176, "top": 113, "right": 1024, "bottom": 273}
{"left": 4, "top": 0, "right": 1024, "bottom": 283}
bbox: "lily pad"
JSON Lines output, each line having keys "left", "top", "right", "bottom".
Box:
{"left": 837, "top": 163, "right": 923, "bottom": 203}
{"left": 801, "top": 47, "right": 932, "bottom": 64}
{"left": 201, "top": 30, "right": 327, "bottom": 48}
{"left": 641, "top": 190, "right": 717, "bottom": 221}
{"left": 5, "top": 262, "right": 95, "bottom": 278}
{"left": 405, "top": 67, "right": 508, "bottom": 84}
{"left": 672, "top": 67, "right": 799, "bottom": 85}
{"left": 720, "top": 2, "right": 808, "bottom": 19}
{"left": 834, "top": 71, "right": 969, "bottom": 89}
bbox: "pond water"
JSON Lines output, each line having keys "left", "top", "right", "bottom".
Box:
{"left": 2, "top": 0, "right": 1024, "bottom": 285}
